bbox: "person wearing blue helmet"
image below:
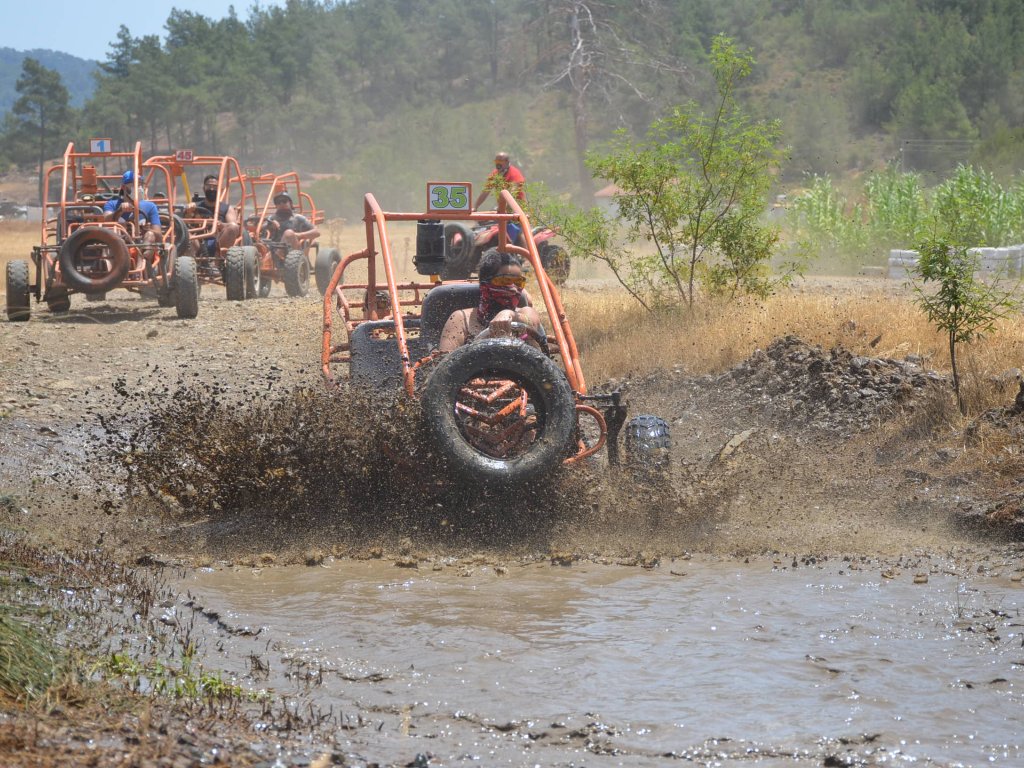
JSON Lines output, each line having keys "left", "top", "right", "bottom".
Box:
{"left": 103, "top": 169, "right": 162, "bottom": 256}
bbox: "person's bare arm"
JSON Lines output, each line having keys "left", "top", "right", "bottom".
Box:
{"left": 438, "top": 309, "right": 470, "bottom": 353}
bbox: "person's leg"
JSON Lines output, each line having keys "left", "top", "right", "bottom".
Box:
{"left": 217, "top": 222, "right": 240, "bottom": 251}
{"left": 282, "top": 229, "right": 301, "bottom": 249}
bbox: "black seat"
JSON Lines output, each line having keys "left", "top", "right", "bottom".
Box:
{"left": 420, "top": 283, "right": 480, "bottom": 349}
{"left": 349, "top": 319, "right": 425, "bottom": 387}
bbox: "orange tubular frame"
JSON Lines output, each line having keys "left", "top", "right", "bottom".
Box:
{"left": 320, "top": 187, "right": 604, "bottom": 463}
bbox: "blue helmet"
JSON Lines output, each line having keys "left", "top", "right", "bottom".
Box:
{"left": 121, "top": 170, "right": 134, "bottom": 185}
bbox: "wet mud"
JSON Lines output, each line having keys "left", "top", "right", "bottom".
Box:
{"left": 1, "top": 291, "right": 1023, "bottom": 765}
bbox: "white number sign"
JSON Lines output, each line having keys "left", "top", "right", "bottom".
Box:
{"left": 89, "top": 138, "right": 112, "bottom": 153}
{"left": 427, "top": 183, "right": 471, "bottom": 212}
{"left": 175, "top": 149, "right": 195, "bottom": 162}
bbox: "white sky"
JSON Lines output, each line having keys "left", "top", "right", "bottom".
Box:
{"left": 1, "top": 2, "right": 279, "bottom": 61}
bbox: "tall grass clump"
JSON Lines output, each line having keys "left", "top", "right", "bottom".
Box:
{"left": 0, "top": 612, "right": 59, "bottom": 704}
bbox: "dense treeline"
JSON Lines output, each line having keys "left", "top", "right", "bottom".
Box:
{"left": 3, "top": 0, "right": 1024, "bottom": 216}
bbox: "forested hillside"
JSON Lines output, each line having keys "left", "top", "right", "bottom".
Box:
{"left": 2, "top": 0, "right": 1023, "bottom": 216}
{"left": 0, "top": 48, "right": 97, "bottom": 113}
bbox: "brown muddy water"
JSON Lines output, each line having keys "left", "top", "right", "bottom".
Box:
{"left": 172, "top": 555, "right": 1023, "bottom": 767}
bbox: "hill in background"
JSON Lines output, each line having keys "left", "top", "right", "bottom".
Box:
{"left": 0, "top": 47, "right": 97, "bottom": 114}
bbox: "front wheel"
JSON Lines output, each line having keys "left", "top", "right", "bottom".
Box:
{"left": 421, "top": 338, "right": 576, "bottom": 486}
{"left": 283, "top": 249, "right": 310, "bottom": 297}
{"left": 225, "top": 246, "right": 247, "bottom": 300}
{"left": 174, "top": 255, "right": 200, "bottom": 319}
{"left": 314, "top": 247, "right": 341, "bottom": 296}
{"left": 5, "top": 260, "right": 31, "bottom": 321}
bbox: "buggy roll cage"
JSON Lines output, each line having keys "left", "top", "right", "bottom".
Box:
{"left": 244, "top": 171, "right": 324, "bottom": 239}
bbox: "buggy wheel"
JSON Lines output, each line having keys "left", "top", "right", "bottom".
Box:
{"left": 421, "top": 338, "right": 576, "bottom": 486}
{"left": 442, "top": 222, "right": 476, "bottom": 280}
{"left": 539, "top": 242, "right": 570, "bottom": 285}
{"left": 46, "top": 290, "right": 71, "bottom": 314}
{"left": 315, "top": 247, "right": 341, "bottom": 296}
{"left": 242, "top": 245, "right": 259, "bottom": 299}
{"left": 258, "top": 275, "right": 272, "bottom": 298}
{"left": 174, "top": 255, "right": 200, "bottom": 319}
{"left": 225, "top": 246, "right": 247, "bottom": 300}
{"left": 58, "top": 226, "right": 130, "bottom": 294}
{"left": 171, "top": 215, "right": 191, "bottom": 257}
{"left": 283, "top": 249, "right": 310, "bottom": 297}
{"left": 5, "top": 259, "right": 31, "bottom": 321}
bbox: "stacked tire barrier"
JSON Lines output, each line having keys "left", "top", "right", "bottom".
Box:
{"left": 887, "top": 245, "right": 1024, "bottom": 280}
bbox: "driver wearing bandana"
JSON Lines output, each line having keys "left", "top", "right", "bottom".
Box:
{"left": 438, "top": 250, "right": 544, "bottom": 354}
{"left": 184, "top": 174, "right": 240, "bottom": 254}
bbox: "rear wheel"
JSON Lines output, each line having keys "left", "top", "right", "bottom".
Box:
{"left": 421, "top": 338, "right": 576, "bottom": 486}
{"left": 5, "top": 260, "right": 31, "bottom": 321}
{"left": 46, "top": 290, "right": 71, "bottom": 313}
{"left": 258, "top": 275, "right": 272, "bottom": 298}
{"left": 174, "top": 255, "right": 200, "bottom": 319}
{"left": 315, "top": 247, "right": 341, "bottom": 296}
{"left": 242, "top": 245, "right": 259, "bottom": 299}
{"left": 225, "top": 246, "right": 247, "bottom": 300}
{"left": 283, "top": 249, "right": 310, "bottom": 297}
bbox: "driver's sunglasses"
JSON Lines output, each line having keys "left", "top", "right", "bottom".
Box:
{"left": 486, "top": 274, "right": 526, "bottom": 288}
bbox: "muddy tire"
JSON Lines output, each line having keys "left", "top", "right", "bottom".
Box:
{"left": 421, "top": 338, "right": 576, "bottom": 486}
{"left": 242, "top": 246, "right": 259, "bottom": 299}
{"left": 58, "top": 227, "right": 130, "bottom": 294}
{"left": 5, "top": 259, "right": 31, "bottom": 321}
{"left": 442, "top": 222, "right": 476, "bottom": 280}
{"left": 174, "top": 255, "right": 200, "bottom": 319}
{"left": 624, "top": 415, "right": 672, "bottom": 478}
{"left": 540, "top": 242, "right": 570, "bottom": 285}
{"left": 225, "top": 246, "right": 247, "bottom": 301}
{"left": 315, "top": 247, "right": 341, "bottom": 296}
{"left": 283, "top": 249, "right": 309, "bottom": 297}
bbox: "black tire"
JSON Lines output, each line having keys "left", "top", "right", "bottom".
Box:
{"left": 5, "top": 260, "right": 31, "bottom": 321}
{"left": 242, "top": 245, "right": 259, "bottom": 299}
{"left": 58, "top": 227, "right": 130, "bottom": 293}
{"left": 172, "top": 215, "right": 191, "bottom": 257}
{"left": 174, "top": 255, "right": 200, "bottom": 319}
{"left": 315, "top": 247, "right": 341, "bottom": 296}
{"left": 624, "top": 415, "right": 672, "bottom": 478}
{"left": 283, "top": 249, "right": 310, "bottom": 297}
{"left": 539, "top": 242, "right": 570, "bottom": 285}
{"left": 442, "top": 222, "right": 476, "bottom": 280}
{"left": 421, "top": 338, "right": 576, "bottom": 486}
{"left": 46, "top": 290, "right": 71, "bottom": 313}
{"left": 258, "top": 275, "right": 272, "bottom": 298}
{"left": 225, "top": 246, "right": 247, "bottom": 301}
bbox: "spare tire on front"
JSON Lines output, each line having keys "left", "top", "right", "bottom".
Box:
{"left": 58, "top": 226, "right": 130, "bottom": 293}
{"left": 421, "top": 338, "right": 576, "bottom": 486}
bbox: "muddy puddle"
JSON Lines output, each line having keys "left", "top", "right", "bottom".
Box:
{"left": 172, "top": 555, "right": 1023, "bottom": 766}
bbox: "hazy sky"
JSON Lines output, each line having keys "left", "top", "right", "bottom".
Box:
{"left": 1, "top": 1, "right": 278, "bottom": 61}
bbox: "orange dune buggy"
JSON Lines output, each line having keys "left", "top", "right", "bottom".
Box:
{"left": 320, "top": 184, "right": 640, "bottom": 485}
{"left": 243, "top": 172, "right": 326, "bottom": 298}
{"left": 5, "top": 140, "right": 186, "bottom": 321}
{"left": 142, "top": 153, "right": 257, "bottom": 306}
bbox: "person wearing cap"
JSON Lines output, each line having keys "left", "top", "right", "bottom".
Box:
{"left": 184, "top": 174, "right": 240, "bottom": 255}
{"left": 103, "top": 170, "right": 162, "bottom": 254}
{"left": 474, "top": 151, "right": 527, "bottom": 247}
{"left": 437, "top": 249, "right": 542, "bottom": 354}
{"left": 268, "top": 190, "right": 319, "bottom": 250}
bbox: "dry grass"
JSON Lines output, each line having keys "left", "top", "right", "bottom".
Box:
{"left": 563, "top": 279, "right": 1024, "bottom": 415}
